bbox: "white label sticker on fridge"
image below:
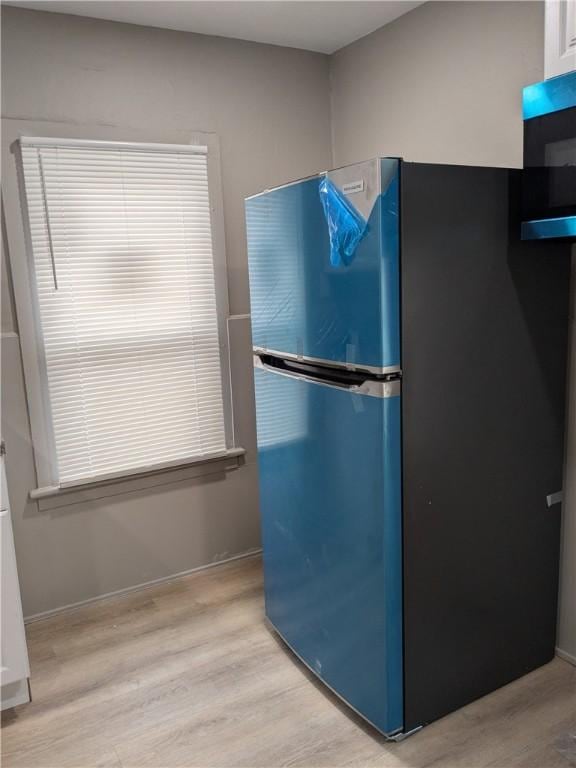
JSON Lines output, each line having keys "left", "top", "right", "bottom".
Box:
{"left": 342, "top": 180, "right": 364, "bottom": 195}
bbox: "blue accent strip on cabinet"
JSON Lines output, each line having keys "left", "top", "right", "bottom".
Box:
{"left": 521, "top": 216, "right": 576, "bottom": 240}
{"left": 523, "top": 71, "right": 576, "bottom": 120}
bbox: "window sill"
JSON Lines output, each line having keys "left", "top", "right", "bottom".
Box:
{"left": 30, "top": 448, "right": 246, "bottom": 511}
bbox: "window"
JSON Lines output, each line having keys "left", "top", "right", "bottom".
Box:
{"left": 18, "top": 137, "right": 231, "bottom": 488}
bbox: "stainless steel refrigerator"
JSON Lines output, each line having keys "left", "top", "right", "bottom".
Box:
{"left": 245, "top": 158, "right": 571, "bottom": 738}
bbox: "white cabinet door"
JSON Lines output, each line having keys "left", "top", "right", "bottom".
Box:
{"left": 546, "top": 0, "right": 576, "bottom": 78}
{"left": 1, "top": 456, "right": 30, "bottom": 695}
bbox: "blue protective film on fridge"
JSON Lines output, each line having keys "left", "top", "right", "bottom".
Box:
{"left": 319, "top": 177, "right": 368, "bottom": 267}
{"left": 246, "top": 159, "right": 401, "bottom": 370}
{"left": 254, "top": 365, "right": 404, "bottom": 736}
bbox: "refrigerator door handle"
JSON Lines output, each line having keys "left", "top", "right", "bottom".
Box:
{"left": 253, "top": 354, "right": 400, "bottom": 399}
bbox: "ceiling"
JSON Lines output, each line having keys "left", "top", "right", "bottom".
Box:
{"left": 3, "top": 1, "right": 424, "bottom": 53}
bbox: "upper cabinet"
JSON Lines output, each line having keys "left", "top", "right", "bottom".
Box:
{"left": 546, "top": 0, "right": 576, "bottom": 78}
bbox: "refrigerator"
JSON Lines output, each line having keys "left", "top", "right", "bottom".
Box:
{"left": 245, "top": 158, "right": 572, "bottom": 739}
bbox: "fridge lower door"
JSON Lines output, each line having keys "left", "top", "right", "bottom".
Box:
{"left": 254, "top": 363, "right": 403, "bottom": 736}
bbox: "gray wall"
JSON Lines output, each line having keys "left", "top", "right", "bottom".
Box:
{"left": 330, "top": 1, "right": 543, "bottom": 169}
{"left": 1, "top": 6, "right": 332, "bottom": 617}
{"left": 2, "top": 2, "right": 574, "bottom": 660}
{"left": 330, "top": 0, "right": 575, "bottom": 663}
{"left": 559, "top": 269, "right": 576, "bottom": 663}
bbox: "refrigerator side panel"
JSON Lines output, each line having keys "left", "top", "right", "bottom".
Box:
{"left": 400, "top": 163, "right": 571, "bottom": 731}
{"left": 254, "top": 366, "right": 403, "bottom": 736}
{"left": 245, "top": 160, "right": 400, "bottom": 371}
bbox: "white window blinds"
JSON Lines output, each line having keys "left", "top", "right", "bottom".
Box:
{"left": 20, "top": 138, "right": 227, "bottom": 486}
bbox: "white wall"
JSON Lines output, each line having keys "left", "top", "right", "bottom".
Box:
{"left": 330, "top": 0, "right": 575, "bottom": 663}
{"left": 0, "top": 6, "right": 332, "bottom": 617}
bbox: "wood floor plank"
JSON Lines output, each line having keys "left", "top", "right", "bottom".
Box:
{"left": 486, "top": 739, "right": 576, "bottom": 768}
{"left": 2, "top": 555, "right": 575, "bottom": 768}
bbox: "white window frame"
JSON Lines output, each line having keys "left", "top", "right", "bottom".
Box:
{"left": 2, "top": 120, "right": 240, "bottom": 497}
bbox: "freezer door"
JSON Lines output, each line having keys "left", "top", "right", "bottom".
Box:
{"left": 246, "top": 159, "right": 400, "bottom": 373}
{"left": 254, "top": 363, "right": 403, "bottom": 736}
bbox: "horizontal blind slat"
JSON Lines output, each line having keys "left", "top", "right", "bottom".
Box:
{"left": 21, "top": 139, "right": 226, "bottom": 484}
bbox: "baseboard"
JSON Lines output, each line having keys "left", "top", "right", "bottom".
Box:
{"left": 25, "top": 548, "right": 262, "bottom": 624}
{"left": 556, "top": 647, "right": 576, "bottom": 667}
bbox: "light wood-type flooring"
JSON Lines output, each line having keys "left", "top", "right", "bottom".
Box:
{"left": 2, "top": 555, "right": 575, "bottom": 768}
